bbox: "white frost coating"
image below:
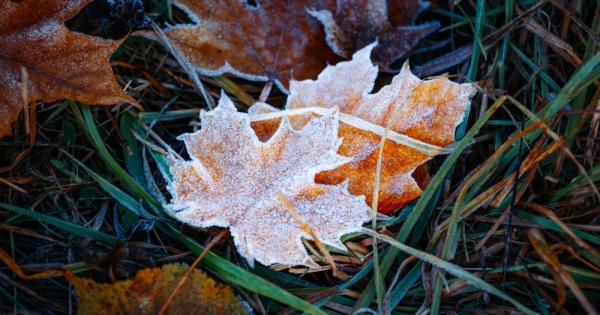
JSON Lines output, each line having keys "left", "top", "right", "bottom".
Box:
{"left": 306, "top": 8, "right": 348, "bottom": 58}
{"left": 248, "top": 43, "right": 476, "bottom": 212}
{"left": 158, "top": 0, "right": 291, "bottom": 93}
{"left": 287, "top": 43, "right": 380, "bottom": 111}
{"left": 247, "top": 102, "right": 278, "bottom": 115}
{"left": 166, "top": 92, "right": 371, "bottom": 267}
{"left": 249, "top": 107, "right": 447, "bottom": 155}
{"left": 262, "top": 43, "right": 477, "bottom": 148}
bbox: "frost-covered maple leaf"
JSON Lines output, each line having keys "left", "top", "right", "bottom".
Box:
{"left": 157, "top": 0, "right": 439, "bottom": 91}
{"left": 164, "top": 93, "right": 370, "bottom": 266}
{"left": 250, "top": 43, "right": 476, "bottom": 214}
{"left": 0, "top": 0, "right": 136, "bottom": 138}
{"left": 159, "top": 0, "right": 339, "bottom": 92}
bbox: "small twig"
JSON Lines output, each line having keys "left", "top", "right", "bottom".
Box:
{"left": 20, "top": 67, "right": 37, "bottom": 147}
{"left": 0, "top": 177, "right": 26, "bottom": 194}
{"left": 158, "top": 229, "right": 228, "bottom": 315}
{"left": 131, "top": 129, "right": 169, "bottom": 156}
{"left": 148, "top": 18, "right": 215, "bottom": 109}
{"left": 0, "top": 248, "right": 63, "bottom": 280}
{"left": 136, "top": 122, "right": 182, "bottom": 159}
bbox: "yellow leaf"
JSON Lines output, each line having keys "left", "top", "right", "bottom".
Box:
{"left": 70, "top": 263, "right": 249, "bottom": 315}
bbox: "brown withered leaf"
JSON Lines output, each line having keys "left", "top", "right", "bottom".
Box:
{"left": 309, "top": 0, "right": 439, "bottom": 69}
{"left": 0, "top": 0, "right": 136, "bottom": 138}
{"left": 250, "top": 44, "right": 476, "bottom": 214}
{"left": 163, "top": 93, "right": 370, "bottom": 266}
{"left": 388, "top": 0, "right": 431, "bottom": 25}
{"left": 161, "top": 0, "right": 339, "bottom": 91}
{"left": 68, "top": 263, "right": 249, "bottom": 315}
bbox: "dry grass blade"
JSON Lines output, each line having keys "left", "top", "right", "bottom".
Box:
{"left": 277, "top": 191, "right": 340, "bottom": 278}
{"left": 524, "top": 203, "right": 600, "bottom": 255}
{"left": 148, "top": 19, "right": 215, "bottom": 109}
{"left": 526, "top": 228, "right": 597, "bottom": 314}
{"left": 3, "top": 0, "right": 600, "bottom": 313}
{"left": 360, "top": 228, "right": 537, "bottom": 314}
{"left": 0, "top": 248, "right": 63, "bottom": 280}
{"left": 508, "top": 96, "right": 600, "bottom": 201}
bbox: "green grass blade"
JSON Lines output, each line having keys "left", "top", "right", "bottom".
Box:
{"left": 497, "top": 0, "right": 514, "bottom": 89}
{"left": 467, "top": 0, "right": 486, "bottom": 82}
{"left": 138, "top": 109, "right": 200, "bottom": 123}
{"left": 515, "top": 210, "right": 600, "bottom": 246}
{"left": 551, "top": 162, "right": 600, "bottom": 202}
{"left": 354, "top": 96, "right": 507, "bottom": 309}
{"left": 361, "top": 228, "right": 538, "bottom": 315}
{"left": 64, "top": 151, "right": 156, "bottom": 220}
{"left": 510, "top": 44, "right": 560, "bottom": 92}
{"left": 161, "top": 223, "right": 327, "bottom": 315}
{"left": 0, "top": 203, "right": 118, "bottom": 245}
{"left": 501, "top": 52, "right": 600, "bottom": 164}
{"left": 0, "top": 202, "right": 326, "bottom": 315}
{"left": 70, "top": 103, "right": 161, "bottom": 208}
{"left": 388, "top": 263, "right": 422, "bottom": 310}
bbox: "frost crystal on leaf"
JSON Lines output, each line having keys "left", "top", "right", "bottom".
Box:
{"left": 153, "top": 0, "right": 441, "bottom": 91}
{"left": 250, "top": 43, "right": 476, "bottom": 214}
{"left": 165, "top": 93, "right": 370, "bottom": 267}
{"left": 159, "top": 0, "right": 339, "bottom": 92}
{"left": 0, "top": 0, "right": 136, "bottom": 138}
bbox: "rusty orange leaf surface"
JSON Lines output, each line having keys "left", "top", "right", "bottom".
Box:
{"left": 161, "top": 0, "right": 340, "bottom": 91}
{"left": 0, "top": 0, "right": 136, "bottom": 138}
{"left": 250, "top": 44, "right": 476, "bottom": 213}
{"left": 160, "top": 0, "right": 437, "bottom": 90}
{"left": 69, "top": 263, "right": 249, "bottom": 315}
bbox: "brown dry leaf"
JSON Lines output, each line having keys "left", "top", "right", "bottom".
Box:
{"left": 161, "top": 0, "right": 339, "bottom": 91}
{"left": 69, "top": 263, "right": 249, "bottom": 315}
{"left": 387, "top": 0, "right": 431, "bottom": 26}
{"left": 0, "top": 0, "right": 136, "bottom": 138}
{"left": 164, "top": 93, "right": 370, "bottom": 266}
{"left": 250, "top": 44, "right": 476, "bottom": 213}
{"left": 309, "top": 0, "right": 439, "bottom": 69}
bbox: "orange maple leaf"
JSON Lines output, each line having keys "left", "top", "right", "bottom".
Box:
{"left": 160, "top": 0, "right": 439, "bottom": 90}
{"left": 164, "top": 93, "right": 370, "bottom": 266}
{"left": 160, "top": 0, "right": 340, "bottom": 91}
{"left": 250, "top": 44, "right": 476, "bottom": 214}
{"left": 68, "top": 263, "right": 249, "bottom": 315}
{"left": 0, "top": 0, "right": 136, "bottom": 138}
